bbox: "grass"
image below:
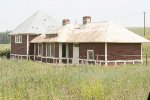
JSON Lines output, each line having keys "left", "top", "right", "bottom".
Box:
{"left": 0, "top": 44, "right": 10, "bottom": 51}
{"left": 0, "top": 59, "right": 150, "bottom": 100}
{"left": 128, "top": 27, "right": 150, "bottom": 36}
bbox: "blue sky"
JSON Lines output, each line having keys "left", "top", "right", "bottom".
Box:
{"left": 0, "top": 0, "right": 150, "bottom": 31}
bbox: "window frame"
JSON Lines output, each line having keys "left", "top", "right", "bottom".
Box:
{"left": 46, "top": 43, "right": 55, "bottom": 57}
{"left": 15, "top": 35, "right": 22, "bottom": 43}
{"left": 87, "top": 50, "right": 94, "bottom": 60}
{"left": 38, "top": 43, "right": 43, "bottom": 56}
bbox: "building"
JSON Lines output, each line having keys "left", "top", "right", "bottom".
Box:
{"left": 9, "top": 11, "right": 150, "bottom": 66}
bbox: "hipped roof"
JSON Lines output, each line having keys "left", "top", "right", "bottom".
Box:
{"left": 31, "top": 21, "right": 150, "bottom": 43}
{"left": 9, "top": 11, "right": 59, "bottom": 35}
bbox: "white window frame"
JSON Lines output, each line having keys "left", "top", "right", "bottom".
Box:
{"left": 46, "top": 43, "right": 55, "bottom": 57}
{"left": 87, "top": 50, "right": 94, "bottom": 60}
{"left": 15, "top": 35, "right": 22, "bottom": 43}
{"left": 47, "top": 43, "right": 51, "bottom": 57}
{"left": 38, "top": 43, "right": 43, "bottom": 56}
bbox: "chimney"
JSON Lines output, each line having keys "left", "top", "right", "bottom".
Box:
{"left": 83, "top": 16, "right": 91, "bottom": 24}
{"left": 62, "top": 19, "right": 70, "bottom": 26}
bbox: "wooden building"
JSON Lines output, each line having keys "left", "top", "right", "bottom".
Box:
{"left": 9, "top": 11, "right": 150, "bottom": 66}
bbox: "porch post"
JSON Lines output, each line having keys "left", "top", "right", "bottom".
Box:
{"left": 34, "top": 43, "right": 36, "bottom": 61}
{"left": 27, "top": 34, "right": 29, "bottom": 60}
{"left": 141, "top": 43, "right": 143, "bottom": 63}
{"left": 105, "top": 42, "right": 108, "bottom": 66}
{"left": 59, "top": 43, "right": 62, "bottom": 63}
{"left": 66, "top": 43, "right": 69, "bottom": 64}
{"left": 46, "top": 43, "right": 47, "bottom": 63}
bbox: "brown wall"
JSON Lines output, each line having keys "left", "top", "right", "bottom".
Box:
{"left": 107, "top": 43, "right": 141, "bottom": 60}
{"left": 11, "top": 35, "right": 38, "bottom": 55}
{"left": 79, "top": 43, "right": 105, "bottom": 60}
{"left": 68, "top": 43, "right": 73, "bottom": 58}
{"left": 11, "top": 35, "right": 27, "bottom": 55}
{"left": 29, "top": 35, "right": 38, "bottom": 55}
{"left": 79, "top": 43, "right": 141, "bottom": 61}
{"left": 43, "top": 43, "right": 46, "bottom": 57}
{"left": 55, "top": 43, "right": 59, "bottom": 57}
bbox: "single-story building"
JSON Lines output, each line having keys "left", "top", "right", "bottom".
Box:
{"left": 9, "top": 11, "right": 150, "bottom": 66}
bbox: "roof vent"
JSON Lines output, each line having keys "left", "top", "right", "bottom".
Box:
{"left": 62, "top": 19, "right": 70, "bottom": 26}
{"left": 83, "top": 16, "right": 91, "bottom": 25}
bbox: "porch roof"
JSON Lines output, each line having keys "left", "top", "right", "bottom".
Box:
{"left": 31, "top": 21, "right": 150, "bottom": 43}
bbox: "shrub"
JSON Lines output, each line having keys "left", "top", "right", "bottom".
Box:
{"left": 0, "top": 49, "right": 10, "bottom": 59}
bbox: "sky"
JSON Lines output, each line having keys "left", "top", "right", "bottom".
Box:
{"left": 0, "top": 0, "right": 150, "bottom": 31}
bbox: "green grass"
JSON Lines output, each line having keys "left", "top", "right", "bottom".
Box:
{"left": 0, "top": 59, "right": 150, "bottom": 100}
{"left": 128, "top": 27, "right": 150, "bottom": 36}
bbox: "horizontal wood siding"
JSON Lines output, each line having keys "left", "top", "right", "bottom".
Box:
{"left": 107, "top": 43, "right": 141, "bottom": 60}
{"left": 29, "top": 35, "right": 38, "bottom": 55}
{"left": 68, "top": 43, "right": 73, "bottom": 58}
{"left": 79, "top": 43, "right": 105, "bottom": 60}
{"left": 11, "top": 35, "right": 27, "bottom": 55}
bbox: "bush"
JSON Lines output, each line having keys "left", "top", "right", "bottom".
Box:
{"left": 0, "top": 49, "right": 10, "bottom": 59}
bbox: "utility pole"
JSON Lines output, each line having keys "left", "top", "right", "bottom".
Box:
{"left": 143, "top": 11, "right": 146, "bottom": 36}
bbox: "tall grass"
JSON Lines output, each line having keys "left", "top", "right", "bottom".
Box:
{"left": 0, "top": 59, "right": 150, "bottom": 99}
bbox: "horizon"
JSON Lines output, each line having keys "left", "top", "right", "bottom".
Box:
{"left": 0, "top": 0, "right": 150, "bottom": 32}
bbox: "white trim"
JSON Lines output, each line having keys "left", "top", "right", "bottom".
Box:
{"left": 47, "top": 43, "right": 51, "bottom": 57}
{"left": 15, "top": 35, "right": 22, "bottom": 43}
{"left": 42, "top": 43, "right": 43, "bottom": 56}
{"left": 46, "top": 43, "right": 55, "bottom": 57}
{"left": 34, "top": 43, "right": 36, "bottom": 61}
{"left": 27, "top": 34, "right": 29, "bottom": 60}
{"left": 66, "top": 43, "right": 69, "bottom": 63}
{"left": 34, "top": 44, "right": 36, "bottom": 56}
{"left": 51, "top": 43, "right": 55, "bottom": 57}
{"left": 46, "top": 43, "right": 47, "bottom": 57}
{"left": 141, "top": 43, "right": 143, "bottom": 63}
{"left": 105, "top": 43, "right": 108, "bottom": 66}
{"left": 141, "top": 43, "right": 142, "bottom": 60}
{"left": 38, "top": 43, "right": 42, "bottom": 56}
{"left": 59, "top": 43, "right": 62, "bottom": 63}
{"left": 87, "top": 50, "right": 94, "bottom": 60}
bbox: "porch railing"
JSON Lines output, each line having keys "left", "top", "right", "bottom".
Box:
{"left": 10, "top": 54, "right": 143, "bottom": 66}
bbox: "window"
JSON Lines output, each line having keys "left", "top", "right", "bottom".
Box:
{"left": 47, "top": 44, "right": 51, "bottom": 57}
{"left": 47, "top": 43, "right": 55, "bottom": 57}
{"left": 87, "top": 50, "right": 94, "bottom": 60}
{"left": 15, "top": 35, "right": 22, "bottom": 43}
{"left": 51, "top": 43, "right": 55, "bottom": 57}
{"left": 38, "top": 44, "right": 43, "bottom": 56}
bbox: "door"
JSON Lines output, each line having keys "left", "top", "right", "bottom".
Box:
{"left": 73, "top": 44, "right": 79, "bottom": 64}
{"left": 62, "top": 43, "right": 67, "bottom": 63}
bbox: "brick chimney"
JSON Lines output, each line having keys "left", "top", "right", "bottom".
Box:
{"left": 62, "top": 19, "right": 70, "bottom": 26}
{"left": 83, "top": 16, "right": 91, "bottom": 24}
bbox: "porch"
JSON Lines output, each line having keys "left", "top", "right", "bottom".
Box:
{"left": 10, "top": 42, "right": 143, "bottom": 66}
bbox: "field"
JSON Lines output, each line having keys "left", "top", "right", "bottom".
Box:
{"left": 0, "top": 44, "right": 10, "bottom": 51}
{"left": 128, "top": 27, "right": 150, "bottom": 40}
{"left": 0, "top": 27, "right": 150, "bottom": 100}
{"left": 0, "top": 59, "right": 150, "bottom": 100}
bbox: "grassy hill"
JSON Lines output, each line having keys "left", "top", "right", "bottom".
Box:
{"left": 0, "top": 59, "right": 150, "bottom": 99}
{"left": 128, "top": 27, "right": 150, "bottom": 40}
